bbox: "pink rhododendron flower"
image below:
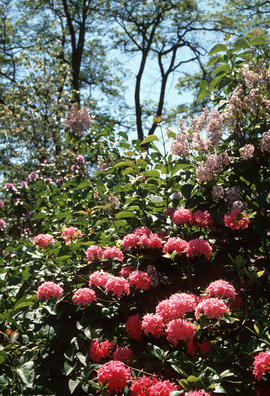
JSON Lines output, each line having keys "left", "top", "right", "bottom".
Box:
{"left": 89, "top": 339, "right": 114, "bottom": 362}
{"left": 89, "top": 270, "right": 110, "bottom": 288}
{"left": 37, "top": 281, "right": 63, "bottom": 300}
{"left": 119, "top": 265, "right": 135, "bottom": 278}
{"left": 122, "top": 233, "right": 140, "bottom": 250}
{"left": 105, "top": 276, "right": 130, "bottom": 297}
{"left": 192, "top": 210, "right": 214, "bottom": 228}
{"left": 86, "top": 245, "right": 104, "bottom": 262}
{"left": 142, "top": 314, "right": 164, "bottom": 338}
{"left": 33, "top": 234, "right": 54, "bottom": 249}
{"left": 253, "top": 352, "right": 270, "bottom": 381}
{"left": 97, "top": 360, "right": 131, "bottom": 394}
{"left": 76, "top": 154, "right": 85, "bottom": 163}
{"left": 4, "top": 183, "right": 15, "bottom": 191}
{"left": 128, "top": 270, "right": 151, "bottom": 291}
{"left": 126, "top": 314, "right": 142, "bottom": 340}
{"left": 206, "top": 279, "right": 236, "bottom": 300}
{"left": 195, "top": 298, "right": 228, "bottom": 321}
{"left": 149, "top": 379, "right": 178, "bottom": 396}
{"left": 0, "top": 219, "right": 6, "bottom": 229}
{"left": 27, "top": 172, "right": 39, "bottom": 182}
{"left": 61, "top": 226, "right": 82, "bottom": 244}
{"left": 102, "top": 246, "right": 124, "bottom": 262}
{"left": 172, "top": 208, "right": 193, "bottom": 225}
{"left": 166, "top": 319, "right": 196, "bottom": 346}
{"left": 163, "top": 237, "right": 188, "bottom": 255}
{"left": 113, "top": 347, "right": 134, "bottom": 363}
{"left": 72, "top": 288, "right": 97, "bottom": 306}
{"left": 130, "top": 375, "right": 158, "bottom": 396}
{"left": 224, "top": 209, "right": 250, "bottom": 230}
{"left": 186, "top": 239, "right": 212, "bottom": 260}
{"left": 156, "top": 293, "right": 197, "bottom": 321}
{"left": 185, "top": 391, "right": 211, "bottom": 396}
{"left": 43, "top": 177, "right": 53, "bottom": 183}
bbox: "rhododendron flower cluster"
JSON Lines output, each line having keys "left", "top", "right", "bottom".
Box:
{"left": 128, "top": 270, "right": 151, "bottom": 290}
{"left": 130, "top": 375, "right": 158, "bottom": 396}
{"left": 253, "top": 351, "right": 270, "bottom": 380}
{"left": 126, "top": 314, "right": 142, "bottom": 340}
{"left": 186, "top": 239, "right": 212, "bottom": 260}
{"left": 97, "top": 360, "right": 131, "bottom": 394}
{"left": 148, "top": 379, "right": 178, "bottom": 396}
{"left": 119, "top": 265, "right": 135, "bottom": 278}
{"left": 105, "top": 276, "right": 130, "bottom": 297}
{"left": 37, "top": 282, "right": 63, "bottom": 300}
{"left": 72, "top": 288, "right": 97, "bottom": 306}
{"left": 192, "top": 210, "right": 214, "bottom": 228}
{"left": 195, "top": 298, "right": 228, "bottom": 321}
{"left": 206, "top": 279, "right": 236, "bottom": 300}
{"left": 86, "top": 245, "right": 104, "bottom": 262}
{"left": 89, "top": 339, "right": 114, "bottom": 362}
{"left": 166, "top": 319, "right": 196, "bottom": 346}
{"left": 113, "top": 347, "right": 134, "bottom": 363}
{"left": 163, "top": 237, "right": 188, "bottom": 255}
{"left": 33, "top": 233, "right": 54, "bottom": 249}
{"left": 102, "top": 246, "right": 123, "bottom": 261}
{"left": 224, "top": 209, "right": 250, "bottom": 230}
{"left": 156, "top": 293, "right": 197, "bottom": 321}
{"left": 185, "top": 391, "right": 211, "bottom": 396}
{"left": 172, "top": 207, "right": 193, "bottom": 225}
{"left": 142, "top": 314, "right": 164, "bottom": 337}
{"left": 122, "top": 228, "right": 162, "bottom": 250}
{"left": 89, "top": 270, "right": 110, "bottom": 288}
{"left": 61, "top": 226, "right": 82, "bottom": 244}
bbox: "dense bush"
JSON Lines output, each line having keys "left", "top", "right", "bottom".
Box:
{"left": 0, "top": 35, "right": 269, "bottom": 395}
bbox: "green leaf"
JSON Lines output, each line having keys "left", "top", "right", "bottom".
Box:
{"left": 115, "top": 211, "right": 136, "bottom": 219}
{"left": 208, "top": 43, "right": 227, "bottom": 55}
{"left": 143, "top": 170, "right": 160, "bottom": 178}
{"left": 249, "top": 38, "right": 267, "bottom": 45}
{"left": 0, "top": 351, "right": 8, "bottom": 364}
{"left": 140, "top": 135, "right": 158, "bottom": 145}
{"left": 113, "top": 160, "right": 134, "bottom": 168}
{"left": 69, "top": 379, "right": 80, "bottom": 394}
{"left": 234, "top": 38, "right": 249, "bottom": 50}
{"left": 16, "top": 361, "right": 34, "bottom": 387}
{"left": 254, "top": 323, "right": 260, "bottom": 334}
{"left": 14, "top": 301, "right": 35, "bottom": 310}
{"left": 187, "top": 375, "right": 197, "bottom": 383}
{"left": 181, "top": 184, "right": 193, "bottom": 200}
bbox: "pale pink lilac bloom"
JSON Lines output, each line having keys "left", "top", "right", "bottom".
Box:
{"left": 76, "top": 154, "right": 85, "bottom": 163}
{"left": 4, "top": 183, "right": 15, "bottom": 191}
{"left": 239, "top": 144, "right": 255, "bottom": 160}
{"left": 64, "top": 103, "right": 93, "bottom": 135}
{"left": 242, "top": 64, "right": 263, "bottom": 88}
{"left": 260, "top": 132, "right": 270, "bottom": 152}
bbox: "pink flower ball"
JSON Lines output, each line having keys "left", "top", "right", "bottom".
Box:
{"left": 186, "top": 239, "right": 212, "bottom": 260}
{"left": 119, "top": 265, "right": 135, "bottom": 278}
{"left": 122, "top": 234, "right": 140, "bottom": 250}
{"left": 149, "top": 379, "right": 178, "bottom": 396}
{"left": 163, "top": 237, "right": 188, "bottom": 255}
{"left": 72, "top": 288, "right": 97, "bottom": 306}
{"left": 126, "top": 314, "right": 142, "bottom": 340}
{"left": 33, "top": 234, "right": 54, "bottom": 249}
{"left": 224, "top": 209, "right": 250, "bottom": 230}
{"left": 89, "top": 270, "right": 110, "bottom": 288}
{"left": 130, "top": 375, "right": 158, "bottom": 396}
{"left": 113, "top": 347, "right": 134, "bottom": 363}
{"left": 128, "top": 270, "right": 151, "bottom": 291}
{"left": 253, "top": 351, "right": 270, "bottom": 381}
{"left": 156, "top": 293, "right": 197, "bottom": 321}
{"left": 192, "top": 210, "right": 214, "bottom": 228}
{"left": 86, "top": 245, "right": 104, "bottom": 262}
{"left": 37, "top": 281, "right": 63, "bottom": 300}
{"left": 102, "top": 246, "right": 124, "bottom": 262}
{"left": 105, "top": 276, "right": 130, "bottom": 297}
{"left": 97, "top": 360, "right": 131, "bottom": 394}
{"left": 195, "top": 298, "right": 228, "bottom": 321}
{"left": 206, "top": 279, "right": 236, "bottom": 300}
{"left": 89, "top": 339, "right": 114, "bottom": 362}
{"left": 172, "top": 207, "right": 193, "bottom": 225}
{"left": 61, "top": 226, "right": 82, "bottom": 244}
{"left": 142, "top": 313, "right": 164, "bottom": 338}
{"left": 166, "top": 319, "right": 196, "bottom": 346}
{"left": 76, "top": 154, "right": 85, "bottom": 163}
